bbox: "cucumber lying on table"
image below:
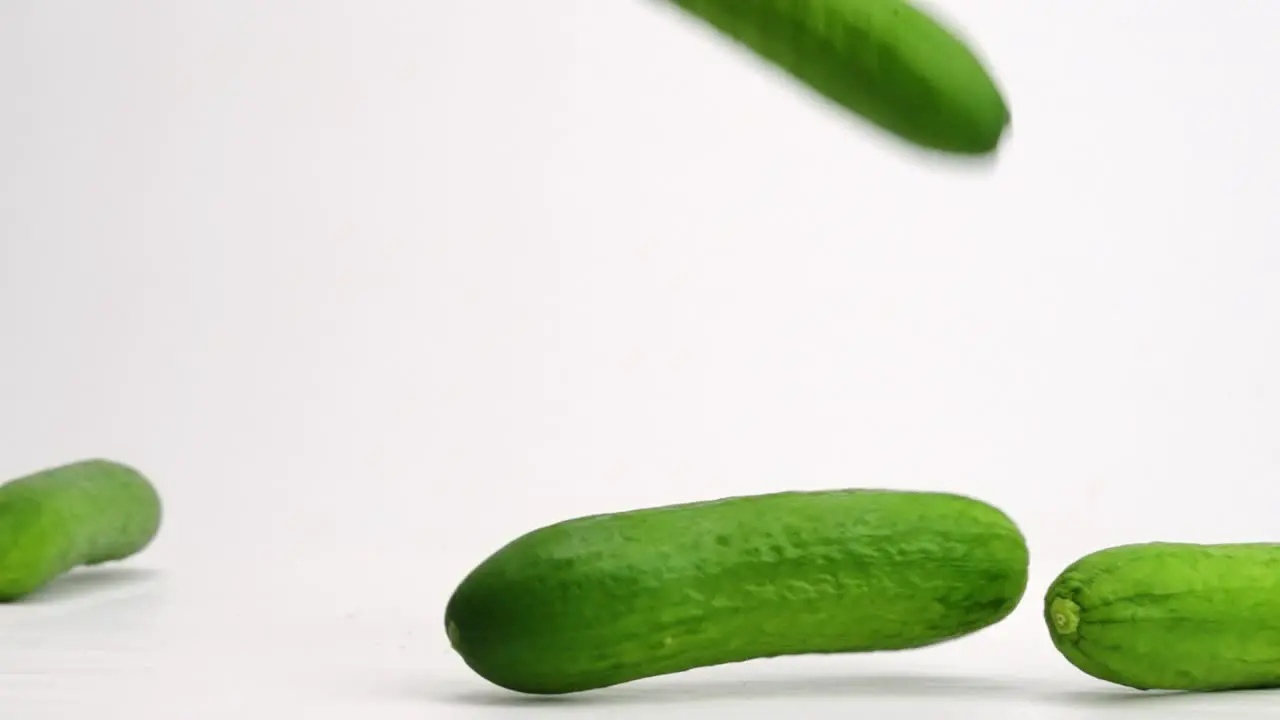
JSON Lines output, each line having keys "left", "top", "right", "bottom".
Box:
{"left": 445, "top": 488, "right": 1028, "bottom": 694}
{"left": 0, "top": 459, "right": 162, "bottom": 601}
{"left": 1046, "top": 542, "right": 1280, "bottom": 691}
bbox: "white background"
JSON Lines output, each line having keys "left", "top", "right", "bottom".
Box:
{"left": 2, "top": 0, "right": 1279, "bottom": 717}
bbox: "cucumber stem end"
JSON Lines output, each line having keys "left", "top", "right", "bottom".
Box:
{"left": 1049, "top": 597, "right": 1080, "bottom": 636}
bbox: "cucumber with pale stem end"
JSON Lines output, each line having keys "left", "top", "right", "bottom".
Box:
{"left": 445, "top": 488, "right": 1028, "bottom": 694}
{"left": 659, "top": 0, "right": 1011, "bottom": 154}
{"left": 0, "top": 459, "right": 162, "bottom": 601}
{"left": 1046, "top": 542, "right": 1280, "bottom": 691}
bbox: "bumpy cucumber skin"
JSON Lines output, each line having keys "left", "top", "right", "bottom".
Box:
{"left": 662, "top": 0, "right": 1010, "bottom": 154}
{"left": 445, "top": 489, "right": 1029, "bottom": 694}
{"left": 0, "top": 459, "right": 162, "bottom": 601}
{"left": 1045, "top": 542, "right": 1280, "bottom": 691}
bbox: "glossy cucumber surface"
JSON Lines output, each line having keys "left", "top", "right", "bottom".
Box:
{"left": 446, "top": 489, "right": 1028, "bottom": 694}
{"left": 0, "top": 459, "right": 162, "bottom": 601}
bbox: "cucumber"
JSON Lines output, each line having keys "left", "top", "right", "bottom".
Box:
{"left": 0, "top": 459, "right": 162, "bottom": 601}
{"left": 1045, "top": 542, "right": 1280, "bottom": 691}
{"left": 445, "top": 489, "right": 1029, "bottom": 694}
{"left": 659, "top": 0, "right": 1011, "bottom": 154}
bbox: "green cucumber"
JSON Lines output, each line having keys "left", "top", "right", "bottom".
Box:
{"left": 659, "top": 0, "right": 1011, "bottom": 154}
{"left": 0, "top": 459, "right": 162, "bottom": 601}
{"left": 445, "top": 489, "right": 1029, "bottom": 694}
{"left": 1045, "top": 542, "right": 1280, "bottom": 691}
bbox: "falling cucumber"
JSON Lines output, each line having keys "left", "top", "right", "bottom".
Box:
{"left": 445, "top": 488, "right": 1029, "bottom": 694}
{"left": 1046, "top": 542, "right": 1280, "bottom": 691}
{"left": 658, "top": 0, "right": 1011, "bottom": 154}
{"left": 0, "top": 459, "right": 162, "bottom": 601}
